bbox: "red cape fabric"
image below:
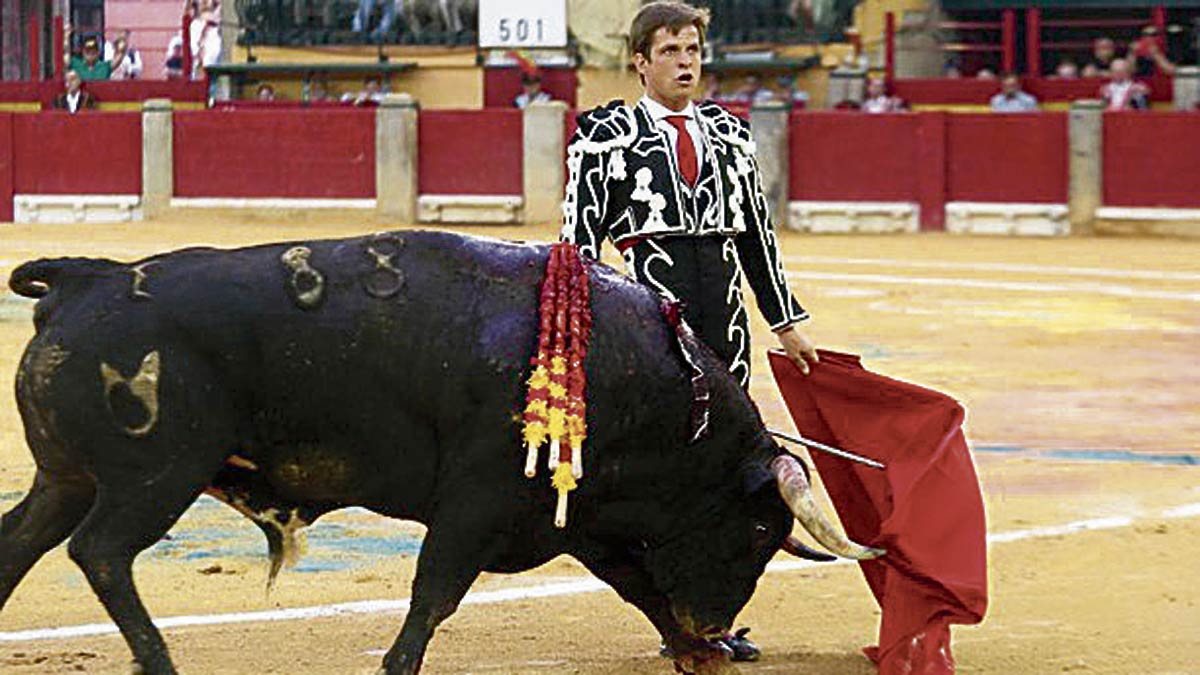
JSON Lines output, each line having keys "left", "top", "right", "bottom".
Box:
{"left": 768, "top": 350, "right": 988, "bottom": 674}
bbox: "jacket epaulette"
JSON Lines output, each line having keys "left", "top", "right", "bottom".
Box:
{"left": 570, "top": 100, "right": 638, "bottom": 155}
{"left": 696, "top": 102, "right": 757, "bottom": 156}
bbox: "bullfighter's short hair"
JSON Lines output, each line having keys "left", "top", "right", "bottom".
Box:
{"left": 628, "top": 1, "right": 710, "bottom": 61}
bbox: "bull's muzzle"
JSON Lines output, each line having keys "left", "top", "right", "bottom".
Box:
{"left": 771, "top": 454, "right": 885, "bottom": 560}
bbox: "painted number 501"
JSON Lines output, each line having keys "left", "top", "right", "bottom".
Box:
{"left": 497, "top": 17, "right": 544, "bottom": 43}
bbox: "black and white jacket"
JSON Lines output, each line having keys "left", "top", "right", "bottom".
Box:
{"left": 560, "top": 98, "right": 808, "bottom": 330}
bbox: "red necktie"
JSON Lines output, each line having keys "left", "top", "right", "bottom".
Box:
{"left": 664, "top": 115, "right": 698, "bottom": 187}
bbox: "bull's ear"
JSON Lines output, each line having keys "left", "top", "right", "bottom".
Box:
{"left": 739, "top": 459, "right": 775, "bottom": 494}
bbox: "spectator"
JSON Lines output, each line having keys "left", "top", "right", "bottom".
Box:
{"left": 52, "top": 70, "right": 96, "bottom": 113}
{"left": 513, "top": 72, "right": 552, "bottom": 109}
{"left": 256, "top": 84, "right": 277, "bottom": 101}
{"left": 307, "top": 80, "right": 332, "bottom": 103}
{"left": 1054, "top": 60, "right": 1079, "bottom": 79}
{"left": 701, "top": 71, "right": 723, "bottom": 102}
{"left": 975, "top": 68, "right": 997, "bottom": 80}
{"left": 341, "top": 76, "right": 387, "bottom": 106}
{"left": 190, "top": 0, "right": 223, "bottom": 78}
{"left": 1085, "top": 37, "right": 1117, "bottom": 76}
{"left": 108, "top": 38, "right": 136, "bottom": 80}
{"left": 69, "top": 36, "right": 111, "bottom": 80}
{"left": 775, "top": 75, "right": 809, "bottom": 108}
{"left": 943, "top": 61, "right": 963, "bottom": 79}
{"left": 104, "top": 30, "right": 143, "bottom": 79}
{"left": 1100, "top": 58, "right": 1150, "bottom": 110}
{"left": 353, "top": 0, "right": 401, "bottom": 39}
{"left": 163, "top": 33, "right": 185, "bottom": 79}
{"left": 990, "top": 73, "right": 1038, "bottom": 112}
{"left": 1132, "top": 25, "right": 1176, "bottom": 77}
{"left": 861, "top": 77, "right": 905, "bottom": 113}
{"left": 730, "top": 75, "right": 775, "bottom": 104}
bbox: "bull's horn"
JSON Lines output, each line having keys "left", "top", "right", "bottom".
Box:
{"left": 781, "top": 535, "right": 837, "bottom": 562}
{"left": 770, "top": 455, "right": 886, "bottom": 561}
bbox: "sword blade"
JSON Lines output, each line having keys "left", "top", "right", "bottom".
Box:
{"left": 768, "top": 429, "right": 886, "bottom": 470}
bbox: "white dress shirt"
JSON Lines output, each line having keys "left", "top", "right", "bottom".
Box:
{"left": 639, "top": 96, "right": 707, "bottom": 178}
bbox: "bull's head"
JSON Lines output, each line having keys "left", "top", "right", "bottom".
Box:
{"left": 636, "top": 442, "right": 883, "bottom": 666}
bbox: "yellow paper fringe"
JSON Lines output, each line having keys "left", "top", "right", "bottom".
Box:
{"left": 552, "top": 462, "right": 577, "bottom": 493}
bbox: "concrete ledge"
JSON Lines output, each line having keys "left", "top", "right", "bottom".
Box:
{"left": 1093, "top": 207, "right": 1200, "bottom": 238}
{"left": 787, "top": 201, "right": 919, "bottom": 233}
{"left": 417, "top": 195, "right": 523, "bottom": 224}
{"left": 945, "top": 202, "right": 1069, "bottom": 236}
{"left": 170, "top": 197, "right": 376, "bottom": 209}
{"left": 14, "top": 195, "right": 142, "bottom": 224}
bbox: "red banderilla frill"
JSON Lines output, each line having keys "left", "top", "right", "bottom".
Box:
{"left": 521, "top": 243, "right": 591, "bottom": 528}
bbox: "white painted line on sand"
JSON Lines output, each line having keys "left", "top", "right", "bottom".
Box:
{"left": 785, "top": 271, "right": 1200, "bottom": 303}
{"left": 1163, "top": 503, "right": 1200, "bottom": 519}
{"left": 784, "top": 255, "right": 1200, "bottom": 283}
{"left": 2, "top": 502, "right": 1197, "bottom": 643}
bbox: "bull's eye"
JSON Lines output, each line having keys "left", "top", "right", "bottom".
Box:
{"left": 753, "top": 523, "right": 771, "bottom": 545}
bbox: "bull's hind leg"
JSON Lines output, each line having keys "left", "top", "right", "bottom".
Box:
{"left": 0, "top": 471, "right": 95, "bottom": 609}
{"left": 66, "top": 462, "right": 222, "bottom": 675}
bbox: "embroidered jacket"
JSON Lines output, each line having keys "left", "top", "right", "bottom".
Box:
{"left": 560, "top": 99, "right": 808, "bottom": 330}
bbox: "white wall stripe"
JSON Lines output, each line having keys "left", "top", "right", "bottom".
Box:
{"left": 784, "top": 255, "right": 1200, "bottom": 283}
{"left": 785, "top": 271, "right": 1200, "bottom": 303}
{"left": 2, "top": 501, "right": 1196, "bottom": 643}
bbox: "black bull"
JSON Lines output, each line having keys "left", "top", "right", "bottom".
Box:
{"left": 1, "top": 231, "right": 879, "bottom": 674}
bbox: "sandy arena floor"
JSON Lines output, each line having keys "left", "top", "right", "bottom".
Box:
{"left": 0, "top": 216, "right": 1197, "bottom": 674}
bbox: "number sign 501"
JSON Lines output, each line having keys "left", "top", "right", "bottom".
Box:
{"left": 479, "top": 0, "right": 567, "bottom": 48}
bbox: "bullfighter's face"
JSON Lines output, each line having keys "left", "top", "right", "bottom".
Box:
{"left": 643, "top": 464, "right": 792, "bottom": 645}
{"left": 635, "top": 25, "right": 702, "bottom": 112}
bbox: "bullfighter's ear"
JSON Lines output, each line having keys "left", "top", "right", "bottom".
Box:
{"left": 739, "top": 460, "right": 775, "bottom": 494}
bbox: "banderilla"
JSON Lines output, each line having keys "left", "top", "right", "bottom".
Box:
{"left": 769, "top": 429, "right": 886, "bottom": 470}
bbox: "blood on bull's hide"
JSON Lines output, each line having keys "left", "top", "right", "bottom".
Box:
{"left": 1, "top": 231, "right": 881, "bottom": 675}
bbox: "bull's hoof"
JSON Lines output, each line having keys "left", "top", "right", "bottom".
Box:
{"left": 722, "top": 627, "right": 761, "bottom": 662}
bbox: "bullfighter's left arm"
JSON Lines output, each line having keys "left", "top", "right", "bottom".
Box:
{"left": 730, "top": 129, "right": 809, "bottom": 331}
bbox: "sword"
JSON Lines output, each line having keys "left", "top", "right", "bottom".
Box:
{"left": 769, "top": 429, "right": 886, "bottom": 470}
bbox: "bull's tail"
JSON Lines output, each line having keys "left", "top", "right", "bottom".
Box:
{"left": 8, "top": 257, "right": 123, "bottom": 299}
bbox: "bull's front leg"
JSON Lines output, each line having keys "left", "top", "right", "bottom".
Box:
{"left": 378, "top": 486, "right": 501, "bottom": 674}
{"left": 573, "top": 542, "right": 740, "bottom": 675}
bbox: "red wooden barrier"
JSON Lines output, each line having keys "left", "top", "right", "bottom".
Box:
{"left": 1103, "top": 112, "right": 1200, "bottom": 208}
{"left": 13, "top": 112, "right": 141, "bottom": 194}
{"left": 789, "top": 112, "right": 921, "bottom": 202}
{"left": 946, "top": 113, "right": 1067, "bottom": 203}
{"left": 174, "top": 109, "right": 375, "bottom": 198}
{"left": 916, "top": 112, "right": 947, "bottom": 230}
{"left": 0, "top": 115, "right": 13, "bottom": 222}
{"left": 418, "top": 110, "right": 522, "bottom": 196}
